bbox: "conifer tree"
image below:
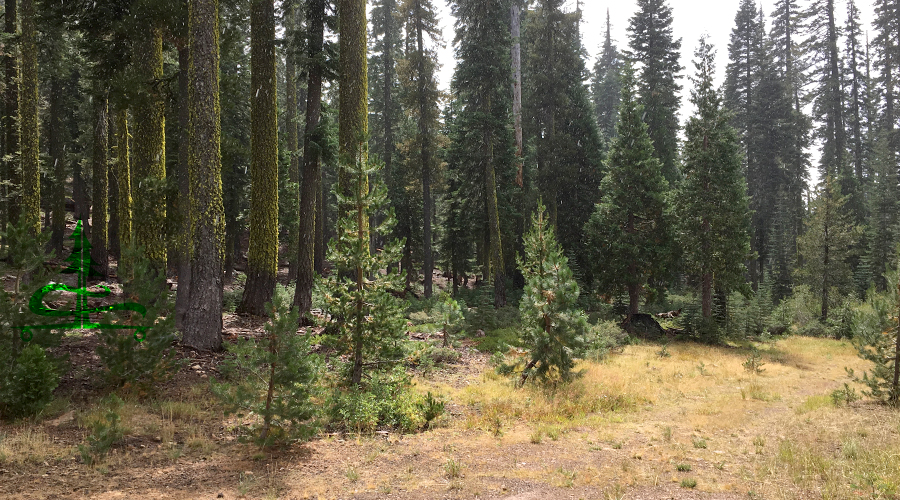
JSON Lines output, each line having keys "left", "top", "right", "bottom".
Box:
{"left": 238, "top": 0, "right": 280, "bottom": 316}
{"left": 591, "top": 9, "right": 622, "bottom": 141}
{"left": 338, "top": 0, "right": 369, "bottom": 231}
{"left": 448, "top": 0, "right": 515, "bottom": 308}
{"left": 584, "top": 64, "right": 671, "bottom": 320}
{"left": 795, "top": 177, "right": 861, "bottom": 321}
{"left": 844, "top": 0, "right": 871, "bottom": 184}
{"left": 517, "top": 201, "right": 587, "bottom": 385}
{"left": 90, "top": 90, "right": 109, "bottom": 278}
{"left": 872, "top": 0, "right": 900, "bottom": 151}
{"left": 676, "top": 37, "right": 751, "bottom": 318}
{"left": 724, "top": 0, "right": 764, "bottom": 145}
{"left": 627, "top": 0, "right": 682, "bottom": 183}
{"left": 865, "top": 132, "right": 898, "bottom": 292}
{"left": 3, "top": 0, "right": 19, "bottom": 230}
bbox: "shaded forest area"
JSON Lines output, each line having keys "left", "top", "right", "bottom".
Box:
{"left": 1, "top": 0, "right": 900, "bottom": 497}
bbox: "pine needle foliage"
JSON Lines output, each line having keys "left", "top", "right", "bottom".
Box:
{"left": 517, "top": 201, "right": 588, "bottom": 386}
{"left": 317, "top": 152, "right": 406, "bottom": 387}
{"left": 849, "top": 267, "right": 900, "bottom": 406}
{"left": 211, "top": 292, "right": 320, "bottom": 446}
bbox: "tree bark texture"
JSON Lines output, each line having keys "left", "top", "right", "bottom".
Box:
{"left": 133, "top": 25, "right": 167, "bottom": 277}
{"left": 414, "top": 0, "right": 433, "bottom": 298}
{"left": 108, "top": 114, "right": 120, "bottom": 261}
{"left": 510, "top": 2, "right": 523, "bottom": 187}
{"left": 183, "top": 0, "right": 225, "bottom": 351}
{"left": 20, "top": 0, "right": 39, "bottom": 236}
{"left": 116, "top": 109, "right": 132, "bottom": 281}
{"left": 286, "top": 3, "right": 300, "bottom": 282}
{"left": 338, "top": 0, "right": 368, "bottom": 223}
{"left": 91, "top": 90, "right": 109, "bottom": 278}
{"left": 484, "top": 127, "right": 505, "bottom": 308}
{"left": 294, "top": 0, "right": 325, "bottom": 318}
{"left": 176, "top": 45, "right": 192, "bottom": 330}
{"left": 238, "top": 0, "right": 279, "bottom": 316}
{"left": 49, "top": 77, "right": 66, "bottom": 255}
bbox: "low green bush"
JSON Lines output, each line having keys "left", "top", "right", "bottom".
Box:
{"left": 78, "top": 395, "right": 126, "bottom": 465}
{"left": 0, "top": 344, "right": 59, "bottom": 420}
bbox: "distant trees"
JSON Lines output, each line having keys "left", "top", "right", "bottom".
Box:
{"left": 591, "top": 10, "right": 623, "bottom": 142}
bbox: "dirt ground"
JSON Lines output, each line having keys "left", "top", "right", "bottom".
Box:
{"left": 2, "top": 327, "right": 898, "bottom": 500}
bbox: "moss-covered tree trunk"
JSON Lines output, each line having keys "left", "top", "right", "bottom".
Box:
{"left": 91, "top": 89, "right": 109, "bottom": 278}
{"left": 183, "top": 0, "right": 224, "bottom": 351}
{"left": 285, "top": 3, "right": 300, "bottom": 282}
{"left": 237, "top": 0, "right": 279, "bottom": 316}
{"left": 293, "top": 0, "right": 325, "bottom": 318}
{"left": 133, "top": 25, "right": 167, "bottom": 277}
{"left": 338, "top": 0, "right": 368, "bottom": 226}
{"left": 116, "top": 109, "right": 132, "bottom": 281}
{"left": 49, "top": 77, "right": 66, "bottom": 255}
{"left": 19, "top": 0, "right": 38, "bottom": 235}
{"left": 4, "top": 0, "right": 19, "bottom": 230}
{"left": 175, "top": 45, "right": 192, "bottom": 329}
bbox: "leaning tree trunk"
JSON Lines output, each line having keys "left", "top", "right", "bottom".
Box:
{"left": 238, "top": 0, "right": 279, "bottom": 316}
{"left": 293, "top": 0, "right": 325, "bottom": 318}
{"left": 91, "top": 89, "right": 109, "bottom": 278}
{"left": 182, "top": 0, "right": 225, "bottom": 351}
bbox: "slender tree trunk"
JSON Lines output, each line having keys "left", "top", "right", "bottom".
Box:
{"left": 415, "top": 0, "right": 433, "bottom": 298}
{"left": 91, "top": 89, "right": 109, "bottom": 278}
{"left": 49, "top": 77, "right": 66, "bottom": 255}
{"left": 315, "top": 175, "right": 325, "bottom": 274}
{"left": 701, "top": 272, "right": 713, "bottom": 318}
{"left": 286, "top": 2, "right": 300, "bottom": 282}
{"left": 510, "top": 1, "right": 523, "bottom": 187}
{"left": 175, "top": 45, "right": 192, "bottom": 329}
{"left": 19, "top": 0, "right": 38, "bottom": 235}
{"left": 238, "top": 0, "right": 280, "bottom": 316}
{"left": 4, "top": 0, "right": 19, "bottom": 228}
{"left": 133, "top": 24, "right": 167, "bottom": 277}
{"left": 821, "top": 212, "right": 830, "bottom": 322}
{"left": 484, "top": 125, "right": 505, "bottom": 308}
{"left": 183, "top": 0, "right": 225, "bottom": 351}
{"left": 892, "top": 267, "right": 900, "bottom": 404}
{"left": 294, "top": 0, "right": 325, "bottom": 318}
{"left": 116, "top": 109, "right": 132, "bottom": 281}
{"left": 108, "top": 115, "right": 120, "bottom": 261}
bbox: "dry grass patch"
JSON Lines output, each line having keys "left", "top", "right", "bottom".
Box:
{"left": 0, "top": 427, "right": 71, "bottom": 465}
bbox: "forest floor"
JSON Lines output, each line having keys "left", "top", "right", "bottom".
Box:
{"left": 3, "top": 317, "right": 899, "bottom": 500}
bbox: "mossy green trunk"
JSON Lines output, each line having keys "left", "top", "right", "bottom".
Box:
{"left": 183, "top": 0, "right": 224, "bottom": 350}
{"left": 294, "top": 0, "right": 325, "bottom": 317}
{"left": 175, "top": 45, "right": 192, "bottom": 329}
{"left": 133, "top": 25, "right": 167, "bottom": 277}
{"left": 91, "top": 90, "right": 109, "bottom": 277}
{"left": 285, "top": 3, "right": 300, "bottom": 282}
{"left": 116, "top": 109, "right": 132, "bottom": 281}
{"left": 238, "top": 0, "right": 279, "bottom": 316}
{"left": 49, "top": 77, "right": 65, "bottom": 255}
{"left": 19, "top": 0, "right": 38, "bottom": 236}
{"left": 3, "top": 0, "right": 19, "bottom": 230}
{"left": 338, "top": 0, "right": 368, "bottom": 225}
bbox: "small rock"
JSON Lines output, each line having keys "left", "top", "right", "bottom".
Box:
{"left": 476, "top": 329, "right": 486, "bottom": 338}
{"left": 218, "top": 494, "right": 225, "bottom": 499}
{"left": 154, "top": 436, "right": 162, "bottom": 442}
{"left": 192, "top": 364, "right": 201, "bottom": 370}
{"left": 200, "top": 374, "right": 208, "bottom": 379}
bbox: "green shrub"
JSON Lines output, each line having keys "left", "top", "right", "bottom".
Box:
{"left": 222, "top": 287, "right": 243, "bottom": 313}
{"left": 78, "top": 395, "right": 125, "bottom": 465}
{"left": 326, "top": 368, "right": 444, "bottom": 433}
{"left": 212, "top": 293, "right": 320, "bottom": 446}
{"left": 581, "top": 320, "right": 627, "bottom": 361}
{"left": 743, "top": 347, "right": 765, "bottom": 375}
{"left": 848, "top": 269, "right": 900, "bottom": 405}
{"left": 0, "top": 344, "right": 60, "bottom": 420}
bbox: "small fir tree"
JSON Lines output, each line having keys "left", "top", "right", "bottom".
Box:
{"left": 517, "top": 201, "right": 588, "bottom": 386}
{"left": 849, "top": 266, "right": 900, "bottom": 406}
{"left": 317, "top": 151, "right": 406, "bottom": 387}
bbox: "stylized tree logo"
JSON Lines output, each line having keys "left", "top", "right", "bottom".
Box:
{"left": 18, "top": 220, "right": 147, "bottom": 342}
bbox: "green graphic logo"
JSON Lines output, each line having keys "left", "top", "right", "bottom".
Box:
{"left": 18, "top": 220, "right": 148, "bottom": 343}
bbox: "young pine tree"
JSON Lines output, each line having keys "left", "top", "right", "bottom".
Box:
{"left": 317, "top": 152, "right": 406, "bottom": 387}
{"left": 849, "top": 265, "right": 900, "bottom": 406}
{"left": 517, "top": 201, "right": 587, "bottom": 386}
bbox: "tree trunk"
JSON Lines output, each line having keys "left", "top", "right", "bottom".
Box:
{"left": 286, "top": 2, "right": 300, "bottom": 282}
{"left": 416, "top": 0, "right": 433, "bottom": 299}
{"left": 116, "top": 109, "right": 132, "bottom": 282}
{"left": 133, "top": 24, "right": 167, "bottom": 278}
{"left": 315, "top": 174, "right": 325, "bottom": 274}
{"left": 20, "top": 0, "right": 39, "bottom": 235}
{"left": 484, "top": 126, "right": 505, "bottom": 308}
{"left": 892, "top": 268, "right": 900, "bottom": 405}
{"left": 108, "top": 115, "right": 120, "bottom": 261}
{"left": 49, "top": 77, "right": 66, "bottom": 256}
{"left": 91, "top": 89, "right": 109, "bottom": 278}
{"left": 701, "top": 272, "right": 713, "bottom": 318}
{"left": 238, "top": 0, "right": 279, "bottom": 316}
{"left": 4, "top": 0, "right": 19, "bottom": 228}
{"left": 338, "top": 0, "right": 368, "bottom": 226}
{"left": 294, "top": 0, "right": 325, "bottom": 319}
{"left": 510, "top": 1, "right": 523, "bottom": 187}
{"left": 175, "top": 45, "right": 192, "bottom": 330}
{"left": 183, "top": 0, "right": 225, "bottom": 351}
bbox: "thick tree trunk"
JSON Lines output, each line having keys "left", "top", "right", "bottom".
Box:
{"left": 175, "top": 46, "right": 192, "bottom": 330}
{"left": 4, "top": 0, "right": 19, "bottom": 229}
{"left": 701, "top": 272, "right": 713, "bottom": 318}
{"left": 133, "top": 25, "right": 167, "bottom": 278}
{"left": 116, "top": 109, "right": 132, "bottom": 281}
{"left": 294, "top": 0, "right": 325, "bottom": 319}
{"left": 286, "top": 3, "right": 300, "bottom": 282}
{"left": 91, "top": 89, "right": 109, "bottom": 278}
{"left": 510, "top": 2, "right": 523, "bottom": 187}
{"left": 183, "top": 0, "right": 225, "bottom": 351}
{"left": 238, "top": 0, "right": 279, "bottom": 316}
{"left": 337, "top": 0, "right": 368, "bottom": 225}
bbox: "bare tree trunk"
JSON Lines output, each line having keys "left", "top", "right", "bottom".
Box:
{"left": 510, "top": 1, "right": 523, "bottom": 188}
